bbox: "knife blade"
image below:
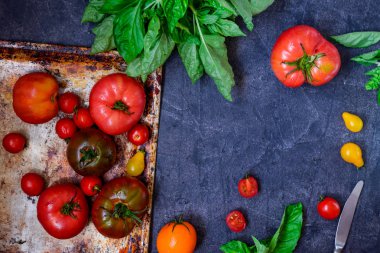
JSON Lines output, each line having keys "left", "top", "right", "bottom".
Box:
{"left": 334, "top": 180, "right": 364, "bottom": 253}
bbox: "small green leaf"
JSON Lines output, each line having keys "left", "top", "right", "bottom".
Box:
{"left": 208, "top": 19, "right": 246, "bottom": 37}
{"left": 250, "top": 0, "right": 275, "bottom": 16}
{"left": 114, "top": 2, "right": 145, "bottom": 63}
{"left": 207, "top": 0, "right": 237, "bottom": 16}
{"left": 365, "top": 67, "right": 380, "bottom": 91}
{"left": 100, "top": 0, "right": 139, "bottom": 14}
{"left": 90, "top": 15, "right": 116, "bottom": 54}
{"left": 252, "top": 237, "right": 270, "bottom": 253}
{"left": 377, "top": 89, "right": 380, "bottom": 105}
{"left": 229, "top": 0, "right": 254, "bottom": 31}
{"left": 162, "top": 0, "right": 189, "bottom": 32}
{"left": 81, "top": 0, "right": 105, "bottom": 23}
{"left": 331, "top": 31, "right": 380, "bottom": 48}
{"left": 352, "top": 49, "right": 380, "bottom": 66}
{"left": 220, "top": 240, "right": 252, "bottom": 253}
{"left": 178, "top": 37, "right": 204, "bottom": 83}
{"left": 199, "top": 14, "right": 220, "bottom": 25}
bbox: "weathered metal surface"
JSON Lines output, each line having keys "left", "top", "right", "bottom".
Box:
{"left": 0, "top": 41, "right": 162, "bottom": 253}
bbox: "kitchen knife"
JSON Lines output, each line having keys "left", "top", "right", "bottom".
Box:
{"left": 334, "top": 180, "right": 364, "bottom": 253}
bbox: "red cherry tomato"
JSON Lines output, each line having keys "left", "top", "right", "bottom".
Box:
{"left": 238, "top": 176, "right": 259, "bottom": 198}
{"left": 127, "top": 124, "right": 149, "bottom": 145}
{"left": 317, "top": 197, "right": 341, "bottom": 220}
{"left": 271, "top": 25, "right": 341, "bottom": 88}
{"left": 21, "top": 173, "right": 45, "bottom": 196}
{"left": 58, "top": 92, "right": 80, "bottom": 114}
{"left": 226, "top": 210, "right": 246, "bottom": 233}
{"left": 2, "top": 133, "right": 26, "bottom": 154}
{"left": 80, "top": 176, "right": 102, "bottom": 196}
{"left": 74, "top": 108, "right": 94, "bottom": 129}
{"left": 55, "top": 118, "right": 77, "bottom": 139}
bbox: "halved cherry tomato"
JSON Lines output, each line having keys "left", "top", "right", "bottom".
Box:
{"left": 58, "top": 92, "right": 80, "bottom": 114}
{"left": 238, "top": 176, "right": 259, "bottom": 198}
{"left": 127, "top": 124, "right": 149, "bottom": 146}
{"left": 2, "top": 133, "right": 26, "bottom": 154}
{"left": 21, "top": 173, "right": 45, "bottom": 196}
{"left": 55, "top": 118, "right": 77, "bottom": 139}
{"left": 80, "top": 176, "right": 102, "bottom": 196}
{"left": 226, "top": 210, "right": 246, "bottom": 233}
{"left": 317, "top": 196, "right": 341, "bottom": 220}
{"left": 74, "top": 108, "right": 94, "bottom": 129}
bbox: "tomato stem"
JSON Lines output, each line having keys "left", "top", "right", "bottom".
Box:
{"left": 79, "top": 146, "right": 99, "bottom": 169}
{"left": 60, "top": 192, "right": 81, "bottom": 218}
{"left": 112, "top": 203, "right": 142, "bottom": 224}
{"left": 112, "top": 101, "right": 134, "bottom": 115}
{"left": 171, "top": 215, "right": 190, "bottom": 233}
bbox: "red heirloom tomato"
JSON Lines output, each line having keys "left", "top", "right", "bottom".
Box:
{"left": 226, "top": 210, "right": 246, "bottom": 233}
{"left": 128, "top": 124, "right": 150, "bottom": 146}
{"left": 80, "top": 176, "right": 102, "bottom": 196}
{"left": 89, "top": 73, "right": 146, "bottom": 135}
{"left": 238, "top": 176, "right": 259, "bottom": 198}
{"left": 58, "top": 92, "right": 80, "bottom": 114}
{"left": 37, "top": 183, "right": 89, "bottom": 239}
{"left": 74, "top": 107, "right": 94, "bottom": 129}
{"left": 21, "top": 173, "right": 45, "bottom": 196}
{"left": 13, "top": 72, "right": 59, "bottom": 124}
{"left": 271, "top": 25, "right": 341, "bottom": 88}
{"left": 317, "top": 196, "right": 341, "bottom": 220}
{"left": 55, "top": 118, "right": 77, "bottom": 139}
{"left": 2, "top": 133, "right": 26, "bottom": 153}
{"left": 92, "top": 176, "right": 149, "bottom": 238}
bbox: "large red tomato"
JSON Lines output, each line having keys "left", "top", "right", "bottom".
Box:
{"left": 271, "top": 25, "right": 341, "bottom": 88}
{"left": 92, "top": 176, "right": 149, "bottom": 238}
{"left": 89, "top": 73, "right": 146, "bottom": 135}
{"left": 13, "top": 72, "right": 59, "bottom": 124}
{"left": 37, "top": 183, "right": 89, "bottom": 239}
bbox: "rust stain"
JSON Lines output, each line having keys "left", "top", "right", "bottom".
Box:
{"left": 0, "top": 41, "right": 162, "bottom": 253}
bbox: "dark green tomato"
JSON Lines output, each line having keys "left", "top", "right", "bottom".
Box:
{"left": 67, "top": 128, "right": 116, "bottom": 176}
{"left": 91, "top": 176, "right": 149, "bottom": 238}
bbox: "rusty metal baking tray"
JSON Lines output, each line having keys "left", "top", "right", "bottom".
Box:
{"left": 0, "top": 41, "right": 162, "bottom": 253}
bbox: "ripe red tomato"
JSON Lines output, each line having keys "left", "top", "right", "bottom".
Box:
{"left": 89, "top": 73, "right": 146, "bottom": 135}
{"left": 80, "top": 176, "right": 102, "bottom": 196}
{"left": 238, "top": 176, "right": 259, "bottom": 198}
{"left": 317, "top": 197, "right": 341, "bottom": 220}
{"left": 37, "top": 183, "right": 89, "bottom": 239}
{"left": 271, "top": 25, "right": 341, "bottom": 88}
{"left": 226, "top": 210, "right": 246, "bottom": 233}
{"left": 21, "top": 173, "right": 45, "bottom": 196}
{"left": 128, "top": 124, "right": 149, "bottom": 145}
{"left": 73, "top": 108, "right": 94, "bottom": 129}
{"left": 55, "top": 118, "right": 77, "bottom": 139}
{"left": 2, "top": 133, "right": 26, "bottom": 154}
{"left": 13, "top": 72, "right": 59, "bottom": 124}
{"left": 58, "top": 92, "right": 80, "bottom": 114}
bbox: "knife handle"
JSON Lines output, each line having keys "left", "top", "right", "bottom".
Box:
{"left": 334, "top": 247, "right": 343, "bottom": 253}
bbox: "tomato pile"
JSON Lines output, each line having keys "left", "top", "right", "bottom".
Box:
{"left": 3, "top": 72, "right": 152, "bottom": 240}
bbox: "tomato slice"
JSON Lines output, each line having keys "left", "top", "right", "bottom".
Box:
{"left": 226, "top": 210, "right": 246, "bottom": 233}
{"left": 238, "top": 176, "right": 259, "bottom": 198}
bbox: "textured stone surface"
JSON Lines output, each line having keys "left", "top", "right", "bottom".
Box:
{"left": 1, "top": 0, "right": 379, "bottom": 252}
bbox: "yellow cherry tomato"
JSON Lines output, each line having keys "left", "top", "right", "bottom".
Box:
{"left": 126, "top": 150, "right": 145, "bottom": 176}
{"left": 340, "top": 142, "right": 364, "bottom": 168}
{"left": 342, "top": 112, "right": 363, "bottom": 133}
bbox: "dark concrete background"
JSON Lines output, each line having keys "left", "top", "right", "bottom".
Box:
{"left": 1, "top": 0, "right": 379, "bottom": 252}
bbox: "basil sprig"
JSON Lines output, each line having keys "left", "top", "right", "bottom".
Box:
{"left": 331, "top": 31, "right": 380, "bottom": 48}
{"left": 82, "top": 0, "right": 275, "bottom": 101}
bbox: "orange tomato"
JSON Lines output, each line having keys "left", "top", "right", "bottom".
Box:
{"left": 156, "top": 220, "right": 197, "bottom": 253}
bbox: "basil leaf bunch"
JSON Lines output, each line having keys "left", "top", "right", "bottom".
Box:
{"left": 82, "top": 0, "right": 275, "bottom": 101}
{"left": 331, "top": 31, "right": 380, "bottom": 104}
{"left": 220, "top": 203, "right": 303, "bottom": 253}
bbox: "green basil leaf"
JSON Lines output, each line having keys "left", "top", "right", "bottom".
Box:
{"left": 199, "top": 34, "right": 235, "bottom": 101}
{"left": 178, "top": 37, "right": 204, "bottom": 83}
{"left": 81, "top": 0, "right": 105, "bottom": 23}
{"left": 199, "top": 14, "right": 220, "bottom": 25}
{"left": 208, "top": 19, "right": 245, "bottom": 37}
{"left": 365, "top": 67, "right": 380, "bottom": 91}
{"left": 162, "top": 0, "right": 189, "bottom": 32}
{"left": 100, "top": 0, "right": 139, "bottom": 14}
{"left": 352, "top": 49, "right": 380, "bottom": 66}
{"left": 250, "top": 0, "right": 275, "bottom": 16}
{"left": 377, "top": 89, "right": 380, "bottom": 105}
{"left": 207, "top": 0, "right": 237, "bottom": 16}
{"left": 114, "top": 2, "right": 144, "bottom": 63}
{"left": 90, "top": 15, "right": 116, "bottom": 54}
{"left": 331, "top": 31, "right": 380, "bottom": 48}
{"left": 229, "top": 0, "right": 254, "bottom": 31}
{"left": 126, "top": 56, "right": 143, "bottom": 77}
{"left": 252, "top": 237, "right": 270, "bottom": 253}
{"left": 268, "top": 203, "right": 303, "bottom": 253}
{"left": 220, "top": 240, "right": 252, "bottom": 253}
